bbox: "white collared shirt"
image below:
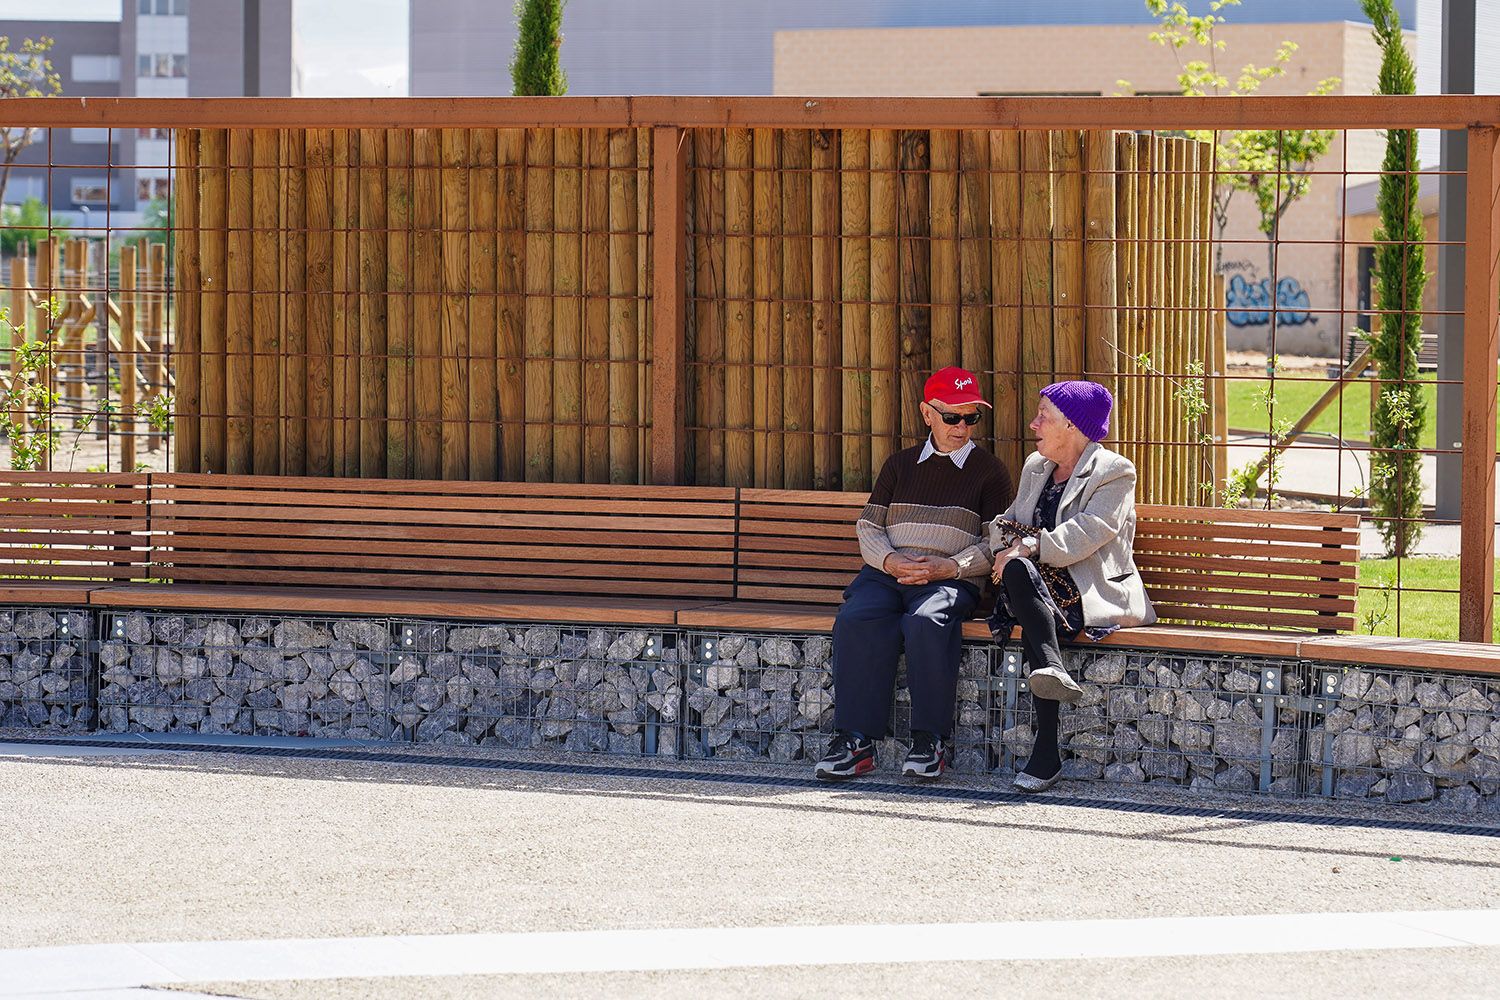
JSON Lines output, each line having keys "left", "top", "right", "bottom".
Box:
{"left": 917, "top": 436, "right": 975, "bottom": 469}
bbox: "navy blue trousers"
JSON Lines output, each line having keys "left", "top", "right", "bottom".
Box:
{"left": 830, "top": 565, "right": 980, "bottom": 739}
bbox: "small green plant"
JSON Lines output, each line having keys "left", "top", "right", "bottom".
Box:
{"left": 1360, "top": 576, "right": 1396, "bottom": 634}
{"left": 142, "top": 392, "right": 174, "bottom": 434}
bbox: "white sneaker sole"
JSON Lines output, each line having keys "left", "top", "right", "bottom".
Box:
{"left": 1029, "top": 667, "right": 1083, "bottom": 704}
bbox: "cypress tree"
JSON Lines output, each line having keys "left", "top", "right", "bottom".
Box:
{"left": 1363, "top": 0, "right": 1425, "bottom": 556}
{"left": 511, "top": 0, "right": 567, "bottom": 97}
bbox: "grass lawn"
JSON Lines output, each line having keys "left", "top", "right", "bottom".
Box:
{"left": 1354, "top": 557, "right": 1495, "bottom": 642}
{"left": 1225, "top": 370, "right": 1500, "bottom": 450}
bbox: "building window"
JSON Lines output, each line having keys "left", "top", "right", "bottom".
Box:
{"left": 71, "top": 179, "right": 109, "bottom": 206}
{"left": 137, "top": 177, "right": 171, "bottom": 201}
{"left": 137, "top": 127, "right": 171, "bottom": 141}
{"left": 71, "top": 55, "right": 120, "bottom": 83}
{"left": 69, "top": 128, "right": 111, "bottom": 145}
{"left": 140, "top": 0, "right": 186, "bottom": 14}
{"left": 138, "top": 53, "right": 187, "bottom": 78}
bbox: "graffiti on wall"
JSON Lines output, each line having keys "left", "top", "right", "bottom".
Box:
{"left": 1224, "top": 274, "right": 1314, "bottom": 327}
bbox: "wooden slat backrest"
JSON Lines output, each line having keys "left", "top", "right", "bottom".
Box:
{"left": 148, "top": 474, "right": 739, "bottom": 600}
{"left": 0, "top": 472, "right": 151, "bottom": 581}
{"left": 733, "top": 492, "right": 1361, "bottom": 632}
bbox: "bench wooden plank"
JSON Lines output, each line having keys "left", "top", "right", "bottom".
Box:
{"left": 89, "top": 584, "right": 687, "bottom": 625}
{"left": 152, "top": 472, "right": 737, "bottom": 501}
{"left": 1298, "top": 634, "right": 1500, "bottom": 675}
{"left": 0, "top": 581, "right": 105, "bottom": 605}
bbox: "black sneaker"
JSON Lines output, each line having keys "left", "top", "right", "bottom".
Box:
{"left": 814, "top": 730, "right": 876, "bottom": 780}
{"left": 901, "top": 731, "right": 953, "bottom": 780}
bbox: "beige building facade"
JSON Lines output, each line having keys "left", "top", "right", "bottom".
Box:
{"left": 775, "top": 21, "right": 1416, "bottom": 357}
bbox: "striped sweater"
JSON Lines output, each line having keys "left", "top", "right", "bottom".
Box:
{"left": 856, "top": 443, "right": 1015, "bottom": 582}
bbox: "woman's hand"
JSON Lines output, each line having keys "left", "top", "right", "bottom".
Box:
{"left": 989, "top": 541, "right": 1030, "bottom": 585}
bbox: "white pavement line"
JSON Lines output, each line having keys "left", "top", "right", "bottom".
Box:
{"left": 4, "top": 909, "right": 1500, "bottom": 995}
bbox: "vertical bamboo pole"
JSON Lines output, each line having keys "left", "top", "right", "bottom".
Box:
{"left": 34, "top": 238, "right": 58, "bottom": 471}
{"left": 357, "top": 129, "right": 388, "bottom": 478}
{"left": 958, "top": 130, "right": 993, "bottom": 450}
{"left": 1020, "top": 130, "right": 1054, "bottom": 411}
{"left": 929, "top": 129, "right": 959, "bottom": 372}
{"left": 869, "top": 129, "right": 899, "bottom": 474}
{"left": 690, "top": 129, "right": 723, "bottom": 485}
{"left": 1459, "top": 126, "right": 1499, "bottom": 643}
{"left": 724, "top": 127, "right": 754, "bottom": 486}
{"left": 225, "top": 130, "right": 253, "bottom": 475}
{"left": 839, "top": 129, "right": 871, "bottom": 491}
{"left": 497, "top": 128, "right": 526, "bottom": 481}
{"left": 172, "top": 133, "right": 200, "bottom": 471}
{"left": 1083, "top": 131, "right": 1118, "bottom": 401}
{"left": 781, "top": 128, "right": 813, "bottom": 490}
{"left": 1051, "top": 130, "right": 1084, "bottom": 384}
{"left": 250, "top": 128, "right": 281, "bottom": 475}
{"left": 752, "top": 127, "right": 784, "bottom": 488}
{"left": 1198, "top": 140, "right": 1217, "bottom": 504}
{"left": 118, "top": 244, "right": 137, "bottom": 473}
{"left": 811, "top": 128, "right": 841, "bottom": 490}
{"left": 8, "top": 253, "right": 26, "bottom": 440}
{"left": 147, "top": 241, "right": 167, "bottom": 453}
{"left": 650, "top": 126, "right": 688, "bottom": 485}
{"left": 898, "top": 129, "right": 931, "bottom": 450}
{"left": 439, "top": 128, "right": 472, "bottom": 480}
{"left": 331, "top": 131, "right": 357, "bottom": 475}
{"left": 609, "top": 127, "right": 641, "bottom": 484}
{"left": 413, "top": 128, "right": 443, "bottom": 479}
{"left": 523, "top": 127, "right": 554, "bottom": 482}
{"left": 582, "top": 127, "right": 610, "bottom": 484}
{"left": 1114, "top": 133, "right": 1139, "bottom": 475}
{"left": 551, "top": 127, "right": 582, "bottom": 483}
{"left": 303, "top": 129, "right": 333, "bottom": 476}
{"left": 470, "top": 128, "right": 499, "bottom": 482}
{"left": 991, "top": 131, "right": 1023, "bottom": 476}
{"left": 61, "top": 240, "right": 84, "bottom": 429}
{"left": 385, "top": 127, "right": 412, "bottom": 479}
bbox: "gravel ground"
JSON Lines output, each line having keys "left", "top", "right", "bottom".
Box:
{"left": 3, "top": 744, "right": 1498, "bottom": 998}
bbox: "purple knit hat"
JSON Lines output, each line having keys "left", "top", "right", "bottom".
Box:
{"left": 1040, "top": 380, "right": 1113, "bottom": 442}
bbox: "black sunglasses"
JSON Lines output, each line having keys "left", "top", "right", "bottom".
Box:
{"left": 936, "top": 410, "right": 983, "bottom": 426}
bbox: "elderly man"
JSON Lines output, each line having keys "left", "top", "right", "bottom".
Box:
{"left": 816, "top": 366, "right": 1014, "bottom": 781}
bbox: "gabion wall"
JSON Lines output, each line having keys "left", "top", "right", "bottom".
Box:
{"left": 5, "top": 605, "right": 1500, "bottom": 815}
{"left": 388, "top": 621, "right": 675, "bottom": 754}
{"left": 0, "top": 608, "right": 92, "bottom": 732}
{"left": 98, "top": 612, "right": 393, "bottom": 738}
{"left": 1309, "top": 665, "right": 1500, "bottom": 814}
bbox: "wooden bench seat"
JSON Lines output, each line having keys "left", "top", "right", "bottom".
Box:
{"left": 0, "top": 472, "right": 150, "bottom": 604}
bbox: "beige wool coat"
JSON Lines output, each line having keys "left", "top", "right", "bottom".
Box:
{"left": 989, "top": 442, "right": 1157, "bottom": 629}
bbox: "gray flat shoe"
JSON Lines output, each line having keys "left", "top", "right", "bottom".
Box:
{"left": 1028, "top": 665, "right": 1083, "bottom": 704}
{"left": 1012, "top": 769, "right": 1063, "bottom": 794}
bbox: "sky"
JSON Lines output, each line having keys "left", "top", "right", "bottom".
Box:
{"left": 0, "top": 0, "right": 410, "bottom": 96}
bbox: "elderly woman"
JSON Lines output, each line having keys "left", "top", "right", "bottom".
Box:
{"left": 988, "top": 380, "right": 1155, "bottom": 793}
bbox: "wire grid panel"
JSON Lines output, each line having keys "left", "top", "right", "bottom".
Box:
{"left": 680, "top": 630, "right": 994, "bottom": 772}
{"left": 389, "top": 621, "right": 675, "bottom": 755}
{"left": 0, "top": 608, "right": 92, "bottom": 732}
{"left": 98, "top": 611, "right": 395, "bottom": 738}
{"left": 1308, "top": 665, "right": 1500, "bottom": 814}
{"left": 992, "top": 645, "right": 1303, "bottom": 795}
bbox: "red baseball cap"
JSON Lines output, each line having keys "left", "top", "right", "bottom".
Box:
{"left": 924, "top": 366, "right": 990, "bottom": 408}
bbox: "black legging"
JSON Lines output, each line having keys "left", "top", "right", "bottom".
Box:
{"left": 1001, "top": 557, "right": 1065, "bottom": 779}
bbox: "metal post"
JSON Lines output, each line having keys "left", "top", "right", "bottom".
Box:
{"left": 1435, "top": 0, "right": 1476, "bottom": 521}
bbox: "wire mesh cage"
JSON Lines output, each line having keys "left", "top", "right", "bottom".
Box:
{"left": 1308, "top": 665, "right": 1500, "bottom": 814}
{"left": 389, "top": 620, "right": 675, "bottom": 755}
{"left": 97, "top": 611, "right": 394, "bottom": 738}
{"left": 0, "top": 607, "right": 92, "bottom": 732}
{"left": 679, "top": 630, "right": 995, "bottom": 772}
{"left": 992, "top": 644, "right": 1305, "bottom": 795}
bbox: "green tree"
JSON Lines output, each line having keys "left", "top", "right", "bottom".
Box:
{"left": 1362, "top": 0, "right": 1425, "bottom": 557}
{"left": 511, "top": 0, "right": 567, "bottom": 97}
{"left": 0, "top": 196, "right": 65, "bottom": 257}
{"left": 0, "top": 36, "right": 63, "bottom": 208}
{"left": 1123, "top": 0, "right": 1339, "bottom": 275}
